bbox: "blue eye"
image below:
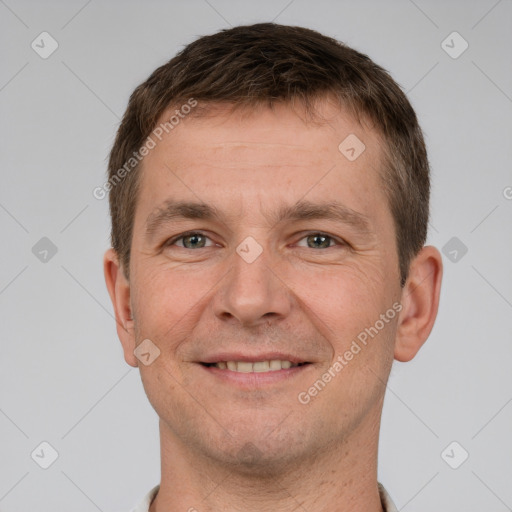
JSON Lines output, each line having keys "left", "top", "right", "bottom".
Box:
{"left": 168, "top": 232, "right": 214, "bottom": 249}
{"left": 165, "top": 232, "right": 344, "bottom": 250}
{"left": 296, "top": 233, "right": 340, "bottom": 249}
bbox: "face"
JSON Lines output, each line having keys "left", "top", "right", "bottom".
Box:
{"left": 118, "top": 100, "right": 404, "bottom": 472}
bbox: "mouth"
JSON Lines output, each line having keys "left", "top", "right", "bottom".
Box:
{"left": 197, "top": 354, "right": 314, "bottom": 387}
{"left": 201, "top": 360, "right": 310, "bottom": 373}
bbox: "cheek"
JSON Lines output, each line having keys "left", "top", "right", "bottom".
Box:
{"left": 131, "top": 245, "right": 396, "bottom": 355}
{"left": 131, "top": 265, "right": 183, "bottom": 335}
{"left": 131, "top": 261, "right": 224, "bottom": 351}
{"left": 289, "top": 257, "right": 388, "bottom": 323}
{"left": 284, "top": 259, "right": 397, "bottom": 376}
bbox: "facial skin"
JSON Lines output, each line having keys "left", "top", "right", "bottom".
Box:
{"left": 104, "top": 98, "right": 442, "bottom": 512}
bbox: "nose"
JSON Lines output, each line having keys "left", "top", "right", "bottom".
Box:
{"left": 212, "top": 241, "right": 293, "bottom": 328}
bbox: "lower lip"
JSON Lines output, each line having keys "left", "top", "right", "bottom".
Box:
{"left": 198, "top": 363, "right": 312, "bottom": 387}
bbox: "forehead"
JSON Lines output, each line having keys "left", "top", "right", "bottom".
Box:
{"left": 152, "top": 100, "right": 381, "bottom": 164}
{"left": 135, "top": 100, "right": 391, "bottom": 233}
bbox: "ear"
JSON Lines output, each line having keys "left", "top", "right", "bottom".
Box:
{"left": 103, "top": 248, "right": 138, "bottom": 367}
{"left": 394, "top": 245, "right": 443, "bottom": 362}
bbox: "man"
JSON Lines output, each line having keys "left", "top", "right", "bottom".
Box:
{"left": 103, "top": 23, "right": 442, "bottom": 512}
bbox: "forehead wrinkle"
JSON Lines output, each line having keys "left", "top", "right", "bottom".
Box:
{"left": 205, "top": 141, "right": 310, "bottom": 149}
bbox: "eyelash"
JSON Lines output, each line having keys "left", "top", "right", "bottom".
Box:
{"left": 164, "top": 231, "right": 346, "bottom": 250}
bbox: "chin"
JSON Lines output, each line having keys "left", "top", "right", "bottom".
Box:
{"left": 201, "top": 424, "right": 315, "bottom": 477}
{"left": 221, "top": 442, "right": 300, "bottom": 478}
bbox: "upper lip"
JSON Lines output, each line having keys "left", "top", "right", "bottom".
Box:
{"left": 199, "top": 352, "right": 310, "bottom": 364}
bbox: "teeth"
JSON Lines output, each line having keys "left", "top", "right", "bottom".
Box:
{"left": 237, "top": 361, "right": 253, "bottom": 373}
{"left": 269, "top": 360, "right": 282, "bottom": 370}
{"left": 253, "top": 361, "right": 270, "bottom": 372}
{"left": 212, "top": 360, "right": 299, "bottom": 372}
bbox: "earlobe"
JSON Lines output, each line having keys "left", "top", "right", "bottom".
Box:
{"left": 103, "top": 248, "right": 139, "bottom": 368}
{"left": 394, "top": 245, "right": 443, "bottom": 362}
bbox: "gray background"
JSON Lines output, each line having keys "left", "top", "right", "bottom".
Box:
{"left": 1, "top": 0, "right": 511, "bottom": 510}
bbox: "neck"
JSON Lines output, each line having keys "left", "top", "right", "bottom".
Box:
{"left": 150, "top": 408, "right": 384, "bottom": 512}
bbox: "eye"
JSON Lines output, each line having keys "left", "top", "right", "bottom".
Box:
{"left": 166, "top": 232, "right": 215, "bottom": 249}
{"left": 164, "top": 231, "right": 346, "bottom": 251}
{"left": 295, "top": 232, "right": 343, "bottom": 249}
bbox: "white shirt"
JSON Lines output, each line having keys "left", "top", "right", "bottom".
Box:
{"left": 132, "top": 482, "right": 398, "bottom": 511}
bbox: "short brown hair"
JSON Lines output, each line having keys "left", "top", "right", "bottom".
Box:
{"left": 107, "top": 22, "right": 430, "bottom": 286}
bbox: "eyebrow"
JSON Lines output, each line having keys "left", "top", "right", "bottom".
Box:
{"left": 144, "top": 199, "right": 373, "bottom": 238}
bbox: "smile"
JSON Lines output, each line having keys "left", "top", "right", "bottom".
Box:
{"left": 202, "top": 360, "right": 308, "bottom": 373}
